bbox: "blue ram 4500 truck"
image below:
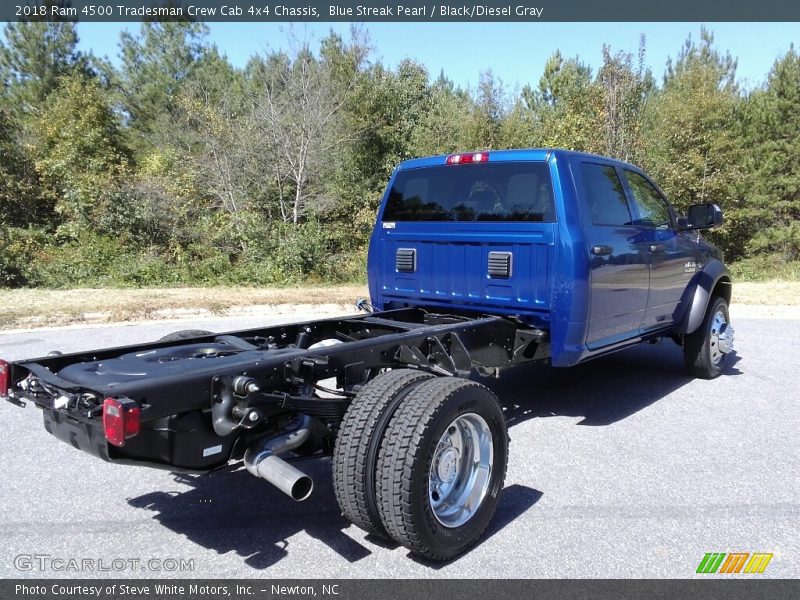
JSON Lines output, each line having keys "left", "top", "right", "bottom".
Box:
{"left": 2, "top": 148, "right": 734, "bottom": 561}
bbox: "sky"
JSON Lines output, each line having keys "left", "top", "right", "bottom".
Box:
{"left": 32, "top": 22, "right": 800, "bottom": 91}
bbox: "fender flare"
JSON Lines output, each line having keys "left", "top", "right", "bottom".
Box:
{"left": 675, "top": 259, "right": 732, "bottom": 335}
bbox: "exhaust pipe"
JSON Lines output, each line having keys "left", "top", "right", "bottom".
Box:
{"left": 244, "top": 414, "right": 314, "bottom": 501}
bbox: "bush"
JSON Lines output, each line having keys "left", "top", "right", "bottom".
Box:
{"left": 0, "top": 217, "right": 370, "bottom": 289}
{"left": 747, "top": 222, "right": 800, "bottom": 262}
{"left": 28, "top": 233, "right": 128, "bottom": 288}
{"left": 0, "top": 227, "right": 49, "bottom": 287}
{"left": 730, "top": 254, "right": 800, "bottom": 282}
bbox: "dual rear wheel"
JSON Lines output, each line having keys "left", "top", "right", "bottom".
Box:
{"left": 333, "top": 369, "right": 508, "bottom": 561}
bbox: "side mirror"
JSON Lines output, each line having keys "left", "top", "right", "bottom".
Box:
{"left": 681, "top": 203, "right": 723, "bottom": 231}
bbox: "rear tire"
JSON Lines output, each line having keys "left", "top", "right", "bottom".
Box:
{"left": 333, "top": 369, "right": 434, "bottom": 537}
{"left": 683, "top": 296, "right": 733, "bottom": 379}
{"left": 375, "top": 377, "right": 508, "bottom": 561}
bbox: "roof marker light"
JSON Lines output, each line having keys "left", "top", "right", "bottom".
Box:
{"left": 446, "top": 152, "right": 490, "bottom": 165}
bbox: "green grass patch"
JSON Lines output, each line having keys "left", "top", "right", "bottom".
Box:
{"left": 729, "top": 255, "right": 800, "bottom": 282}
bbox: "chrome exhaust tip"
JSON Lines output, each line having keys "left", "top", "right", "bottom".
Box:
{"left": 254, "top": 455, "right": 314, "bottom": 501}
{"left": 244, "top": 414, "right": 314, "bottom": 501}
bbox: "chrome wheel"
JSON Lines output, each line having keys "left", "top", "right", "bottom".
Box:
{"left": 709, "top": 310, "right": 734, "bottom": 366}
{"left": 428, "top": 413, "right": 493, "bottom": 528}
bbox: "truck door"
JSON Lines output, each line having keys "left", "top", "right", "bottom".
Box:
{"left": 577, "top": 161, "right": 649, "bottom": 349}
{"left": 620, "top": 168, "right": 693, "bottom": 331}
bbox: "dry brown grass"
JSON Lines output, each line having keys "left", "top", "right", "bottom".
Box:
{"left": 733, "top": 282, "right": 800, "bottom": 306}
{"left": 0, "top": 285, "right": 368, "bottom": 330}
{"left": 0, "top": 281, "right": 796, "bottom": 331}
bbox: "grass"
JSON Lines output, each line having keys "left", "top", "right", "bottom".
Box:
{"left": 729, "top": 256, "right": 800, "bottom": 305}
{"left": 733, "top": 282, "right": 800, "bottom": 306}
{"left": 0, "top": 278, "right": 797, "bottom": 330}
{"left": 729, "top": 256, "right": 800, "bottom": 282}
{"left": 0, "top": 285, "right": 368, "bottom": 330}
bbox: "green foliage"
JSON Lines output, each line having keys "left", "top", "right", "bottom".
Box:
{"left": 594, "top": 41, "right": 654, "bottom": 163}
{"left": 2, "top": 24, "right": 800, "bottom": 288}
{"left": 118, "top": 22, "right": 223, "bottom": 149}
{"left": 741, "top": 46, "right": 800, "bottom": 260}
{"left": 0, "top": 22, "right": 89, "bottom": 115}
{"left": 0, "top": 226, "right": 48, "bottom": 286}
{"left": 523, "top": 50, "right": 603, "bottom": 151}
{"left": 729, "top": 254, "right": 800, "bottom": 282}
{"left": 641, "top": 28, "right": 747, "bottom": 259}
{"left": 29, "top": 75, "right": 128, "bottom": 228}
{"left": 0, "top": 108, "right": 46, "bottom": 226}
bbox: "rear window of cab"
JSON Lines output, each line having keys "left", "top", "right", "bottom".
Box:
{"left": 383, "top": 162, "right": 555, "bottom": 222}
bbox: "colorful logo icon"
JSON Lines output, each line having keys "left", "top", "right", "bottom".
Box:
{"left": 696, "top": 552, "right": 773, "bottom": 574}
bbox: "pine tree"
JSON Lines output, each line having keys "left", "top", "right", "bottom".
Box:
{"left": 118, "top": 22, "right": 215, "bottom": 147}
{"left": 522, "top": 51, "right": 604, "bottom": 152}
{"left": 641, "top": 27, "right": 746, "bottom": 259}
{"left": 0, "top": 21, "right": 90, "bottom": 117}
{"left": 743, "top": 46, "right": 800, "bottom": 260}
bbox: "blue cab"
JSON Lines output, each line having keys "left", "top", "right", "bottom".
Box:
{"left": 368, "top": 148, "right": 734, "bottom": 377}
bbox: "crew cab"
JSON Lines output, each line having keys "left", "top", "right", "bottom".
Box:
{"left": 1, "top": 149, "right": 734, "bottom": 561}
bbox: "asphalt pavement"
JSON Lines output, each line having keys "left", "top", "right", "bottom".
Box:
{"left": 0, "top": 310, "right": 797, "bottom": 578}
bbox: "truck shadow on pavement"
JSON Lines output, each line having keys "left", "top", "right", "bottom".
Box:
{"left": 486, "top": 341, "right": 741, "bottom": 427}
{"left": 126, "top": 341, "right": 737, "bottom": 570}
{"left": 127, "top": 463, "right": 541, "bottom": 569}
{"left": 129, "top": 460, "right": 368, "bottom": 570}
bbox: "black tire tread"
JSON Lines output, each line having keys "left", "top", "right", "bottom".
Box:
{"left": 376, "top": 377, "right": 507, "bottom": 560}
{"left": 684, "top": 295, "right": 728, "bottom": 379}
{"left": 332, "top": 369, "right": 433, "bottom": 536}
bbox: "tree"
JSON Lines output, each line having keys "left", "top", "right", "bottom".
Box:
{"left": 0, "top": 21, "right": 90, "bottom": 117}
{"left": 522, "top": 51, "right": 603, "bottom": 151}
{"left": 118, "top": 22, "right": 219, "bottom": 147}
{"left": 595, "top": 39, "right": 654, "bottom": 164}
{"left": 174, "top": 85, "right": 255, "bottom": 219}
{"left": 252, "top": 41, "right": 364, "bottom": 223}
{"left": 460, "top": 70, "right": 505, "bottom": 150}
{"left": 641, "top": 28, "right": 746, "bottom": 258}
{"left": 411, "top": 82, "right": 471, "bottom": 156}
{"left": 0, "top": 108, "right": 43, "bottom": 226}
{"left": 742, "top": 46, "right": 800, "bottom": 260}
{"left": 30, "top": 75, "right": 128, "bottom": 230}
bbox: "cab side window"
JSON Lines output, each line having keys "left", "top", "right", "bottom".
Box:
{"left": 623, "top": 170, "right": 672, "bottom": 229}
{"left": 580, "top": 163, "right": 632, "bottom": 226}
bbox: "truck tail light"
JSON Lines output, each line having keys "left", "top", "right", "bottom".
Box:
{"left": 0, "top": 359, "right": 9, "bottom": 398}
{"left": 446, "top": 152, "right": 490, "bottom": 165}
{"left": 103, "top": 397, "right": 140, "bottom": 447}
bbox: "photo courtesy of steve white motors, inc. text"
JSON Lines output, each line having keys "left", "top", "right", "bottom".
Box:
{"left": 15, "top": 583, "right": 339, "bottom": 597}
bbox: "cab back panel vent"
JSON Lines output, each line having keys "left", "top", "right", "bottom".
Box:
{"left": 396, "top": 248, "right": 416, "bottom": 272}
{"left": 488, "top": 251, "right": 512, "bottom": 278}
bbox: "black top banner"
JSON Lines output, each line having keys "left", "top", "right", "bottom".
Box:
{"left": 4, "top": 0, "right": 800, "bottom": 22}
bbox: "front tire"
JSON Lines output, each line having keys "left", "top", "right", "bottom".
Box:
{"left": 375, "top": 377, "right": 508, "bottom": 561}
{"left": 683, "top": 295, "right": 734, "bottom": 379}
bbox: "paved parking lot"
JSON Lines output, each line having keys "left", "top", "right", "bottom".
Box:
{"left": 0, "top": 311, "right": 797, "bottom": 578}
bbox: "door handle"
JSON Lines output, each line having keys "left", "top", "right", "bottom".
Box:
{"left": 649, "top": 244, "right": 666, "bottom": 253}
{"left": 591, "top": 245, "right": 613, "bottom": 256}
